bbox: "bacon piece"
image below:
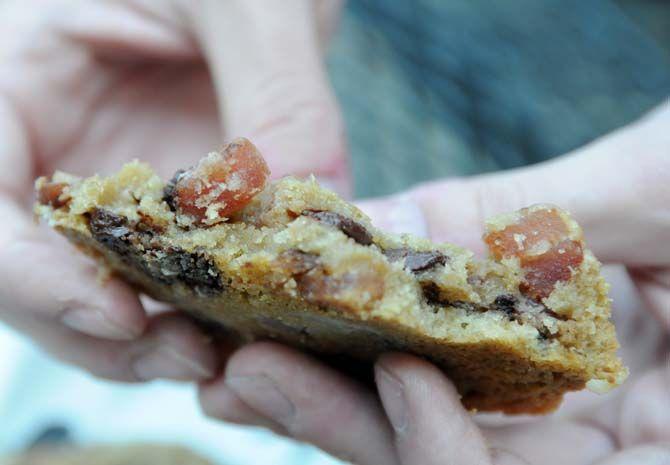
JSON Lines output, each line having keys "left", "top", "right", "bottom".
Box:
{"left": 37, "top": 180, "right": 70, "bottom": 208}
{"left": 484, "top": 206, "right": 584, "bottom": 300}
{"left": 485, "top": 207, "right": 569, "bottom": 260}
{"left": 520, "top": 240, "right": 583, "bottom": 300}
{"left": 296, "top": 267, "right": 384, "bottom": 313}
{"left": 167, "top": 138, "right": 270, "bottom": 224}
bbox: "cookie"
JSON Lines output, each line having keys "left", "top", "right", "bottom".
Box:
{"left": 34, "top": 138, "right": 627, "bottom": 414}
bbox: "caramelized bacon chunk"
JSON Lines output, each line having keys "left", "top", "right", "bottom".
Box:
{"left": 485, "top": 207, "right": 569, "bottom": 260}
{"left": 296, "top": 268, "right": 384, "bottom": 313}
{"left": 279, "top": 249, "right": 383, "bottom": 312}
{"left": 484, "top": 206, "right": 584, "bottom": 300}
{"left": 166, "top": 138, "right": 269, "bottom": 225}
{"left": 37, "top": 181, "right": 70, "bottom": 208}
{"left": 520, "top": 239, "right": 583, "bottom": 300}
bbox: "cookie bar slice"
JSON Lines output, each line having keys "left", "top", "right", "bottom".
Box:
{"left": 35, "top": 139, "right": 627, "bottom": 414}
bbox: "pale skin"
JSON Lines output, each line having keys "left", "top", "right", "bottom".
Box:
{"left": 0, "top": 2, "right": 667, "bottom": 464}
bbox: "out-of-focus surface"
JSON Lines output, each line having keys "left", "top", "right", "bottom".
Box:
{"left": 2, "top": 1, "right": 669, "bottom": 464}
{"left": 0, "top": 444, "right": 216, "bottom": 465}
{"left": 0, "top": 323, "right": 344, "bottom": 465}
{"left": 329, "top": 0, "right": 670, "bottom": 197}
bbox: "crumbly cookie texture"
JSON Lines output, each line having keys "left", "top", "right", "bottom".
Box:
{"left": 0, "top": 444, "right": 215, "bottom": 465}
{"left": 35, "top": 138, "right": 627, "bottom": 414}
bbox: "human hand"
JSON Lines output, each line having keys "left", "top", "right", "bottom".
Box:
{"left": 198, "top": 104, "right": 669, "bottom": 464}
{"left": 0, "top": 0, "right": 347, "bottom": 381}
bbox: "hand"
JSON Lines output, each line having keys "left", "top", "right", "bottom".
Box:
{"left": 0, "top": 0, "right": 347, "bottom": 382}
{"left": 198, "top": 104, "right": 670, "bottom": 464}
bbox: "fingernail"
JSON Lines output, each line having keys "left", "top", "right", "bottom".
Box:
{"left": 357, "top": 195, "right": 428, "bottom": 237}
{"left": 376, "top": 365, "right": 408, "bottom": 433}
{"left": 225, "top": 375, "right": 295, "bottom": 428}
{"left": 62, "top": 307, "right": 135, "bottom": 340}
{"left": 132, "top": 345, "right": 214, "bottom": 381}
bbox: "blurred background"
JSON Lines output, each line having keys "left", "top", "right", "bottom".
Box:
{"left": 1, "top": 1, "right": 669, "bottom": 464}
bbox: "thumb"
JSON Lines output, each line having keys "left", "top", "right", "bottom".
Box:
{"left": 359, "top": 102, "right": 670, "bottom": 265}
{"left": 187, "top": 0, "right": 351, "bottom": 196}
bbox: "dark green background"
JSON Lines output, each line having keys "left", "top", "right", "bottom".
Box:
{"left": 327, "top": 0, "right": 670, "bottom": 197}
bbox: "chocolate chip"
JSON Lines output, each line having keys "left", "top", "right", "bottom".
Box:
{"left": 89, "top": 208, "right": 133, "bottom": 257}
{"left": 420, "top": 282, "right": 477, "bottom": 312}
{"left": 163, "top": 169, "right": 185, "bottom": 212}
{"left": 493, "top": 294, "right": 519, "bottom": 319}
{"left": 543, "top": 307, "right": 569, "bottom": 321}
{"left": 383, "top": 247, "right": 448, "bottom": 273}
{"left": 421, "top": 281, "right": 444, "bottom": 306}
{"left": 89, "top": 208, "right": 222, "bottom": 294}
{"left": 301, "top": 210, "right": 373, "bottom": 245}
{"left": 137, "top": 212, "right": 165, "bottom": 234}
{"left": 146, "top": 247, "right": 222, "bottom": 293}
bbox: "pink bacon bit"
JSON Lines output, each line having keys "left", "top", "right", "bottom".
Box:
{"left": 484, "top": 206, "right": 584, "bottom": 300}
{"left": 37, "top": 179, "right": 70, "bottom": 208}
{"left": 170, "top": 138, "right": 270, "bottom": 225}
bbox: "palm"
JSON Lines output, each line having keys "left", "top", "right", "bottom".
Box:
{"left": 26, "top": 58, "right": 220, "bottom": 182}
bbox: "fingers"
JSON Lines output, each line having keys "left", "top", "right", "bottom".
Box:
{"left": 484, "top": 420, "right": 615, "bottom": 465}
{"left": 617, "top": 366, "right": 670, "bottom": 447}
{"left": 199, "top": 342, "right": 399, "bottom": 465}
{"left": 0, "top": 210, "right": 218, "bottom": 383}
{"left": 186, "top": 0, "right": 351, "bottom": 195}
{"left": 629, "top": 267, "right": 670, "bottom": 332}
{"left": 0, "top": 231, "right": 146, "bottom": 340}
{"left": 375, "top": 353, "right": 494, "bottom": 465}
{"left": 361, "top": 102, "right": 670, "bottom": 265}
{"left": 14, "top": 0, "right": 350, "bottom": 193}
{"left": 0, "top": 97, "right": 32, "bottom": 198}
{"left": 357, "top": 195, "right": 430, "bottom": 237}
{"left": 28, "top": 311, "right": 218, "bottom": 383}
{"left": 197, "top": 380, "right": 287, "bottom": 434}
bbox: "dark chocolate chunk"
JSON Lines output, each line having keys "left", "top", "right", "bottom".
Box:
{"left": 543, "top": 307, "right": 569, "bottom": 321}
{"left": 405, "top": 252, "right": 446, "bottom": 272}
{"left": 89, "top": 208, "right": 133, "bottom": 257}
{"left": 147, "top": 247, "right": 222, "bottom": 293}
{"left": 383, "top": 247, "right": 447, "bottom": 273}
{"left": 88, "top": 208, "right": 222, "bottom": 294}
{"left": 420, "top": 282, "right": 477, "bottom": 312}
{"left": 301, "top": 210, "right": 373, "bottom": 246}
{"left": 162, "top": 169, "right": 185, "bottom": 212}
{"left": 493, "top": 294, "right": 519, "bottom": 319}
{"left": 421, "top": 281, "right": 444, "bottom": 306}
